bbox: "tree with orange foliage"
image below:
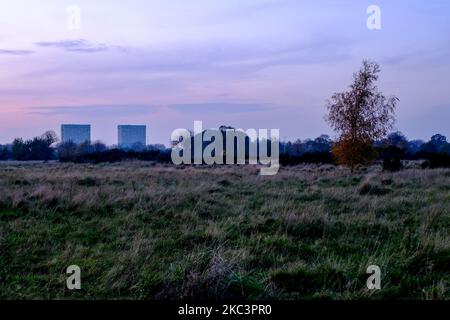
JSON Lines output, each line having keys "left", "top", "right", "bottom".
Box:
{"left": 325, "top": 60, "right": 398, "bottom": 171}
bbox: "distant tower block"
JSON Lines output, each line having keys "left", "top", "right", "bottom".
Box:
{"left": 61, "top": 124, "right": 91, "bottom": 144}
{"left": 118, "top": 125, "right": 147, "bottom": 150}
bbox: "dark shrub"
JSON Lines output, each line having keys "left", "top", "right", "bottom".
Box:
{"left": 380, "top": 146, "right": 404, "bottom": 171}
{"left": 416, "top": 152, "right": 450, "bottom": 169}
{"left": 11, "top": 131, "right": 57, "bottom": 161}
{"left": 383, "top": 158, "right": 403, "bottom": 172}
{"left": 426, "top": 153, "right": 450, "bottom": 168}
{"left": 420, "top": 160, "right": 430, "bottom": 169}
{"left": 58, "top": 146, "right": 172, "bottom": 164}
{"left": 280, "top": 152, "right": 334, "bottom": 166}
{"left": 0, "top": 145, "right": 12, "bottom": 160}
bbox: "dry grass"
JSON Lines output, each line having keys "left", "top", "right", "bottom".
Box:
{"left": 0, "top": 161, "right": 449, "bottom": 299}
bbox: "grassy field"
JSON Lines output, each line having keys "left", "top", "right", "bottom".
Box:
{"left": 0, "top": 161, "right": 448, "bottom": 300}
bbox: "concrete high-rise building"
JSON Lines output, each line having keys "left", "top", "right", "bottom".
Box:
{"left": 118, "top": 125, "right": 146, "bottom": 150}
{"left": 61, "top": 124, "right": 91, "bottom": 144}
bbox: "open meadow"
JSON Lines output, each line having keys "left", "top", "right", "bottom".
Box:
{"left": 0, "top": 162, "right": 449, "bottom": 299}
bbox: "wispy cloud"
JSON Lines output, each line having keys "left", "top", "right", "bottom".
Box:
{"left": 382, "top": 45, "right": 450, "bottom": 67}
{"left": 34, "top": 39, "right": 125, "bottom": 53}
{"left": 24, "top": 35, "right": 352, "bottom": 79}
{"left": 28, "top": 104, "right": 157, "bottom": 117}
{"left": 28, "top": 103, "right": 273, "bottom": 117}
{"left": 0, "top": 49, "right": 34, "bottom": 55}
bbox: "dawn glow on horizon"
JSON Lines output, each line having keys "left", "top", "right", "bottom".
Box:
{"left": 1, "top": 0, "right": 450, "bottom": 145}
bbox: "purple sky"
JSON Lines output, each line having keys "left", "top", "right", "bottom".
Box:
{"left": 1, "top": 0, "right": 450, "bottom": 145}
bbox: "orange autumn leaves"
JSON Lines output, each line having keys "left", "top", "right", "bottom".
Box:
{"left": 326, "top": 61, "right": 398, "bottom": 170}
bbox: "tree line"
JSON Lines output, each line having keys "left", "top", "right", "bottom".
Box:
{"left": 1, "top": 129, "right": 449, "bottom": 169}
{"left": 1, "top": 60, "right": 449, "bottom": 170}
{"left": 0, "top": 137, "right": 171, "bottom": 163}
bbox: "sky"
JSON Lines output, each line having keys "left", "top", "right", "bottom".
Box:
{"left": 0, "top": 0, "right": 449, "bottom": 145}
